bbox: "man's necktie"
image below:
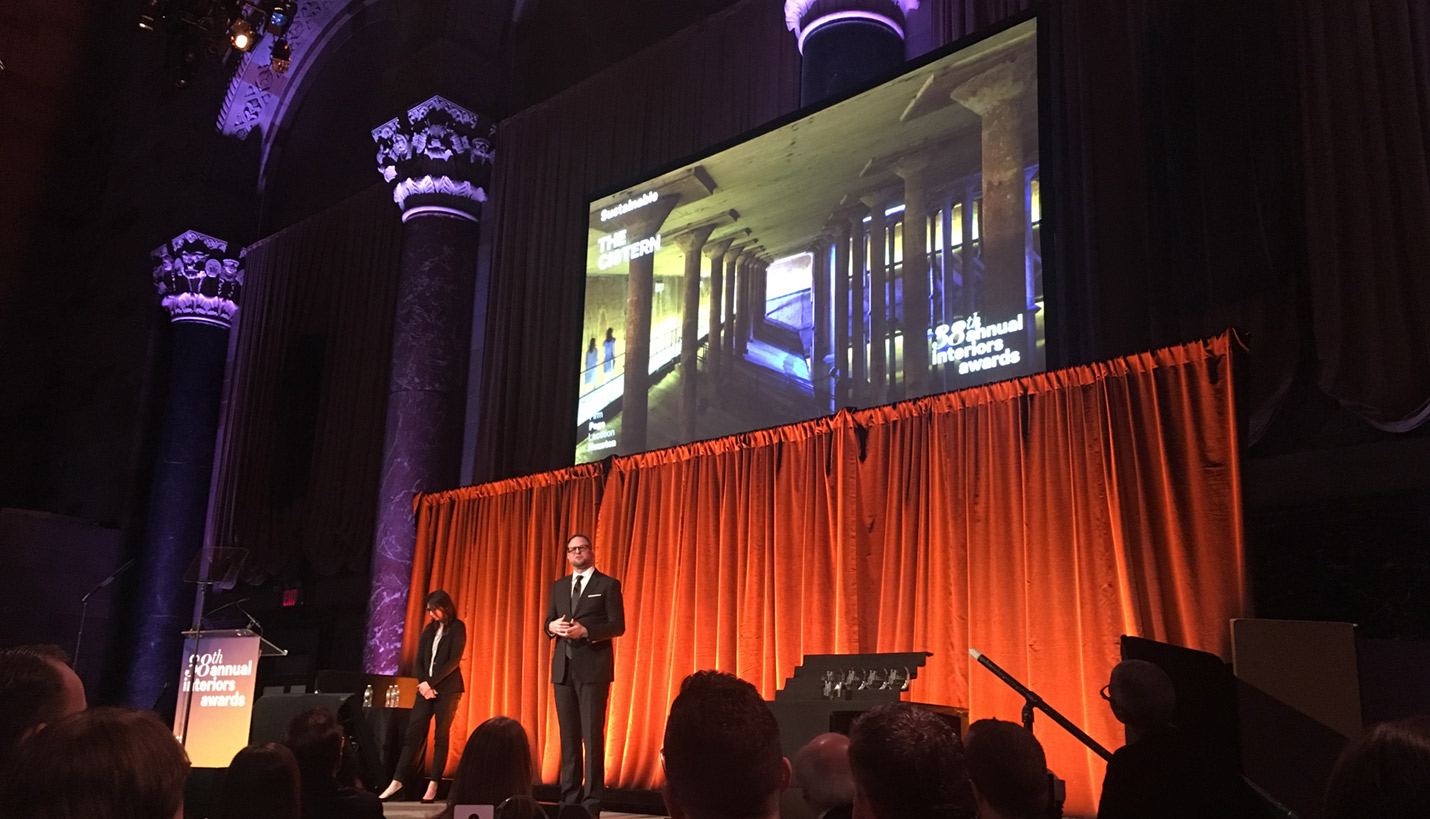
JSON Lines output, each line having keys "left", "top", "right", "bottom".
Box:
{"left": 571, "top": 575, "right": 584, "bottom": 613}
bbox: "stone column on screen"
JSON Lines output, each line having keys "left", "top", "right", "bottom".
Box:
{"left": 809, "top": 235, "right": 833, "bottom": 407}
{"left": 365, "top": 96, "right": 494, "bottom": 673}
{"left": 785, "top": 0, "right": 916, "bottom": 105}
{"left": 950, "top": 55, "right": 1034, "bottom": 323}
{"left": 734, "top": 248, "right": 756, "bottom": 356}
{"left": 615, "top": 197, "right": 682, "bottom": 455}
{"left": 859, "top": 190, "right": 890, "bottom": 404}
{"left": 675, "top": 225, "right": 715, "bottom": 443}
{"left": 126, "top": 231, "right": 242, "bottom": 708}
{"left": 959, "top": 183, "right": 979, "bottom": 317}
{"left": 722, "top": 245, "right": 743, "bottom": 358}
{"left": 828, "top": 219, "right": 851, "bottom": 408}
{"left": 940, "top": 188, "right": 957, "bottom": 324}
{"left": 845, "top": 204, "right": 870, "bottom": 399}
{"left": 705, "top": 237, "right": 734, "bottom": 379}
{"left": 893, "top": 155, "right": 932, "bottom": 398}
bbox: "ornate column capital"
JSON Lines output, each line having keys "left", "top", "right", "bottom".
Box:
{"left": 784, "top": 0, "right": 919, "bottom": 52}
{"left": 151, "top": 230, "right": 243, "bottom": 327}
{"left": 372, "top": 95, "right": 496, "bottom": 222}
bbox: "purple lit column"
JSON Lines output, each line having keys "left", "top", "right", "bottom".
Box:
{"left": 366, "top": 97, "right": 494, "bottom": 673}
{"left": 127, "top": 231, "right": 242, "bottom": 708}
{"left": 785, "top": 0, "right": 916, "bottom": 105}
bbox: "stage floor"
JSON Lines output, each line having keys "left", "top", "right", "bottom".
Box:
{"left": 382, "top": 809, "right": 663, "bottom": 819}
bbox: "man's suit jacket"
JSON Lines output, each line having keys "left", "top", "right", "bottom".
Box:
{"left": 546, "top": 570, "right": 625, "bottom": 684}
{"left": 414, "top": 618, "right": 467, "bottom": 694}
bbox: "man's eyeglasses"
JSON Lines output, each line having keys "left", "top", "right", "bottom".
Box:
{"left": 1099, "top": 684, "right": 1113, "bottom": 702}
{"left": 567, "top": 545, "right": 592, "bottom": 554}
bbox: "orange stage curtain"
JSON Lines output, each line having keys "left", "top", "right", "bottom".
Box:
{"left": 405, "top": 334, "right": 1246, "bottom": 817}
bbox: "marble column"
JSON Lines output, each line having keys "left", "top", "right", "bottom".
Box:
{"left": 785, "top": 0, "right": 916, "bottom": 105}
{"left": 675, "top": 225, "right": 714, "bottom": 443}
{"left": 366, "top": 96, "right": 494, "bottom": 673}
{"left": 705, "top": 237, "right": 734, "bottom": 379}
{"left": 894, "top": 156, "right": 931, "bottom": 397}
{"left": 860, "top": 192, "right": 890, "bottom": 404}
{"left": 127, "top": 231, "right": 242, "bottom": 708}
{"left": 952, "top": 57, "right": 1033, "bottom": 321}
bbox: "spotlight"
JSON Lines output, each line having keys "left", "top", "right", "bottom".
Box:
{"left": 265, "top": 1, "right": 295, "bottom": 36}
{"left": 138, "top": 0, "right": 164, "bottom": 31}
{"left": 269, "top": 37, "right": 291, "bottom": 75}
{"left": 228, "top": 18, "right": 256, "bottom": 51}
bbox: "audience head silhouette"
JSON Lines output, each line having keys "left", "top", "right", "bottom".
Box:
{"left": 434, "top": 715, "right": 535, "bottom": 819}
{"left": 214, "top": 742, "right": 301, "bottom": 819}
{"left": 0, "top": 706, "right": 189, "bottom": 819}
{"left": 284, "top": 707, "right": 346, "bottom": 781}
{"left": 793, "top": 732, "right": 855, "bottom": 819}
{"left": 1325, "top": 715, "right": 1430, "bottom": 819}
{"left": 848, "top": 702, "right": 977, "bottom": 819}
{"left": 963, "top": 719, "right": 1050, "bottom": 819}
{"left": 1106, "top": 660, "right": 1176, "bottom": 733}
{"left": 661, "top": 670, "right": 789, "bottom": 819}
{"left": 0, "top": 644, "right": 87, "bottom": 771}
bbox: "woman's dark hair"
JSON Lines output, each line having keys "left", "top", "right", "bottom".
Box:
{"left": 215, "top": 742, "right": 301, "bottom": 819}
{"left": 0, "top": 706, "right": 190, "bottom": 819}
{"left": 588, "top": 337, "right": 597, "bottom": 350}
{"left": 604, "top": 327, "right": 615, "bottom": 341}
{"left": 433, "top": 716, "right": 534, "bottom": 819}
{"left": 426, "top": 589, "right": 458, "bottom": 624}
{"left": 1325, "top": 716, "right": 1430, "bottom": 819}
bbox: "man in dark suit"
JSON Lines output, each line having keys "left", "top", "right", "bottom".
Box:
{"left": 546, "top": 532, "right": 626, "bottom": 815}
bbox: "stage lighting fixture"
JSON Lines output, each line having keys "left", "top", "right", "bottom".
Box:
{"left": 228, "top": 18, "right": 256, "bottom": 51}
{"left": 265, "top": 1, "right": 295, "bottom": 36}
{"left": 138, "top": 0, "right": 164, "bottom": 31}
{"left": 270, "top": 37, "right": 291, "bottom": 74}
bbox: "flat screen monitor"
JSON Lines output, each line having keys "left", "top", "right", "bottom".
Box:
{"left": 576, "top": 16, "right": 1046, "bottom": 463}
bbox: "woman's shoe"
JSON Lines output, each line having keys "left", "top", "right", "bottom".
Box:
{"left": 378, "top": 781, "right": 404, "bottom": 801}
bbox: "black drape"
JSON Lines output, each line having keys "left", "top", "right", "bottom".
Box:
{"left": 473, "top": 0, "right": 1430, "bottom": 483}
{"left": 209, "top": 184, "right": 402, "bottom": 577}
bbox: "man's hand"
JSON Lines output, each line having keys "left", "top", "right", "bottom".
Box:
{"left": 565, "top": 620, "right": 588, "bottom": 640}
{"left": 417, "top": 681, "right": 434, "bottom": 699}
{"left": 548, "top": 617, "right": 572, "bottom": 637}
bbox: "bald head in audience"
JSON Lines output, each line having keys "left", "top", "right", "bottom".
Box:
{"left": 0, "top": 644, "right": 87, "bottom": 771}
{"left": 793, "top": 733, "right": 854, "bottom": 819}
{"left": 1106, "top": 659, "right": 1176, "bottom": 738}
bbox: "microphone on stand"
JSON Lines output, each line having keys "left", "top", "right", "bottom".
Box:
{"left": 75, "top": 558, "right": 138, "bottom": 668}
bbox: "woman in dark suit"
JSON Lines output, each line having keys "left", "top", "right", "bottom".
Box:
{"left": 379, "top": 589, "right": 467, "bottom": 803}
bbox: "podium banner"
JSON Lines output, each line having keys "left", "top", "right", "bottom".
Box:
{"left": 174, "top": 630, "right": 261, "bottom": 767}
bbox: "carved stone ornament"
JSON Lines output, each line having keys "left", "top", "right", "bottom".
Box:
{"left": 151, "top": 230, "right": 244, "bottom": 327}
{"left": 784, "top": 0, "right": 919, "bottom": 46}
{"left": 372, "top": 96, "right": 496, "bottom": 218}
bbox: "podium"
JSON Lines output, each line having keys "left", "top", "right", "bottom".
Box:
{"left": 173, "top": 628, "right": 287, "bottom": 767}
